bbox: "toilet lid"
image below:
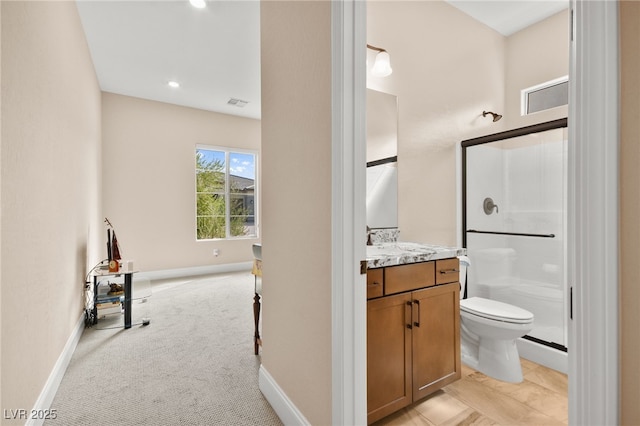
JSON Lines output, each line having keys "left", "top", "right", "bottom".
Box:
{"left": 460, "top": 297, "right": 534, "bottom": 324}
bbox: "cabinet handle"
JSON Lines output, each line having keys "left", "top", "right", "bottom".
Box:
{"left": 405, "top": 301, "right": 413, "bottom": 329}
{"left": 439, "top": 269, "right": 460, "bottom": 274}
{"left": 413, "top": 300, "right": 420, "bottom": 327}
{"left": 369, "top": 281, "right": 381, "bottom": 286}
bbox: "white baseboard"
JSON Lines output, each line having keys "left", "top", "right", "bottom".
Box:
{"left": 517, "top": 337, "right": 568, "bottom": 374}
{"left": 27, "top": 313, "right": 85, "bottom": 426}
{"left": 259, "top": 365, "right": 309, "bottom": 425}
{"left": 136, "top": 261, "right": 253, "bottom": 281}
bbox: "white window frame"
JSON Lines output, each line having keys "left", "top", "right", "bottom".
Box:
{"left": 195, "top": 144, "right": 259, "bottom": 241}
{"left": 521, "top": 75, "right": 569, "bottom": 116}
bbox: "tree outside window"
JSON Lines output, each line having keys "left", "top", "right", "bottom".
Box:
{"left": 196, "top": 147, "right": 257, "bottom": 240}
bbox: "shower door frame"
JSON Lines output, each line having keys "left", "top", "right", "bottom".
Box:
{"left": 460, "top": 117, "right": 568, "bottom": 351}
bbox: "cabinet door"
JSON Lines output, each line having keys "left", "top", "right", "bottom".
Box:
{"left": 367, "top": 292, "right": 412, "bottom": 424}
{"left": 411, "top": 282, "right": 461, "bottom": 401}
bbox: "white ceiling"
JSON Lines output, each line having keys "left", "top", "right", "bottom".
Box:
{"left": 445, "top": 0, "right": 568, "bottom": 37}
{"left": 76, "top": 1, "right": 568, "bottom": 121}
{"left": 76, "top": 0, "right": 261, "bottom": 119}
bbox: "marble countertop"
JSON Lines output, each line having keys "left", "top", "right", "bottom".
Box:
{"left": 366, "top": 242, "right": 466, "bottom": 269}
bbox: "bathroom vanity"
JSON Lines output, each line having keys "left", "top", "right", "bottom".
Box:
{"left": 366, "top": 242, "right": 466, "bottom": 424}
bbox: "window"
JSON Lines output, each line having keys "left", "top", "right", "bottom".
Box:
{"left": 195, "top": 146, "right": 257, "bottom": 240}
{"left": 521, "top": 76, "right": 569, "bottom": 115}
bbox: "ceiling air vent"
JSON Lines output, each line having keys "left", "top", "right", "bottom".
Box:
{"left": 227, "top": 98, "right": 249, "bottom": 108}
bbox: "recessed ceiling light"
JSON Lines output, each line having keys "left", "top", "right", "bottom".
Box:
{"left": 189, "top": 0, "right": 206, "bottom": 9}
{"left": 167, "top": 80, "right": 180, "bottom": 89}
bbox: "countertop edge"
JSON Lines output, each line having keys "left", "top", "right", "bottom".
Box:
{"left": 366, "top": 244, "right": 466, "bottom": 269}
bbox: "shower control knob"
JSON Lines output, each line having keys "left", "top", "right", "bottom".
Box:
{"left": 483, "top": 197, "right": 499, "bottom": 215}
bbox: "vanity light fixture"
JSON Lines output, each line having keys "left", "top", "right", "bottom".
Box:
{"left": 189, "top": 0, "right": 207, "bottom": 9}
{"left": 367, "top": 44, "right": 393, "bottom": 77}
{"left": 482, "top": 111, "right": 502, "bottom": 122}
{"left": 167, "top": 80, "right": 180, "bottom": 89}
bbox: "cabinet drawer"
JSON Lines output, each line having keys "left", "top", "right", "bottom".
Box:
{"left": 436, "top": 258, "right": 460, "bottom": 285}
{"left": 367, "top": 268, "right": 384, "bottom": 299}
{"left": 385, "top": 262, "right": 435, "bottom": 295}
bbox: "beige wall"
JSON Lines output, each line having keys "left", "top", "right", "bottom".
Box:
{"left": 260, "top": 1, "right": 332, "bottom": 424}
{"left": 1, "top": 1, "right": 102, "bottom": 418}
{"left": 1, "top": 0, "right": 4, "bottom": 411}
{"left": 619, "top": 2, "right": 640, "bottom": 423}
{"left": 368, "top": 1, "right": 506, "bottom": 245}
{"left": 504, "top": 10, "right": 569, "bottom": 129}
{"left": 101, "top": 93, "right": 260, "bottom": 272}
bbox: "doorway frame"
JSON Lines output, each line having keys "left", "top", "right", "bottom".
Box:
{"left": 331, "top": 1, "right": 620, "bottom": 424}
{"left": 331, "top": 1, "right": 368, "bottom": 425}
{"left": 568, "top": 1, "right": 619, "bottom": 424}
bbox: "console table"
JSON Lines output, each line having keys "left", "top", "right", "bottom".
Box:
{"left": 91, "top": 270, "right": 135, "bottom": 329}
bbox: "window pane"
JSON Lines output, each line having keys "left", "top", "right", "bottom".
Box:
{"left": 197, "top": 193, "right": 225, "bottom": 216}
{"left": 230, "top": 194, "right": 254, "bottom": 214}
{"left": 230, "top": 193, "right": 255, "bottom": 237}
{"left": 230, "top": 215, "right": 255, "bottom": 237}
{"left": 229, "top": 152, "right": 255, "bottom": 194}
{"left": 196, "top": 149, "right": 226, "bottom": 191}
{"left": 197, "top": 216, "right": 226, "bottom": 239}
{"left": 527, "top": 81, "right": 568, "bottom": 114}
{"left": 196, "top": 169, "right": 225, "bottom": 192}
{"left": 229, "top": 217, "right": 247, "bottom": 237}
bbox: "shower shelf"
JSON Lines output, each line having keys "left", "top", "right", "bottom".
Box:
{"left": 466, "top": 230, "right": 555, "bottom": 238}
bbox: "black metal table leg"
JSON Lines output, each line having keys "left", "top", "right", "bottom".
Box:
{"left": 92, "top": 276, "right": 98, "bottom": 325}
{"left": 253, "top": 292, "right": 261, "bottom": 355}
{"left": 124, "top": 272, "right": 132, "bottom": 329}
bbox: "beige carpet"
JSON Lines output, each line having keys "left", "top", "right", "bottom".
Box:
{"left": 47, "top": 272, "right": 282, "bottom": 425}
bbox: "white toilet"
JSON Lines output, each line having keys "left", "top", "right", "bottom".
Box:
{"left": 458, "top": 256, "right": 534, "bottom": 383}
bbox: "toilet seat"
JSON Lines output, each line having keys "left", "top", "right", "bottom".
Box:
{"left": 461, "top": 297, "right": 533, "bottom": 324}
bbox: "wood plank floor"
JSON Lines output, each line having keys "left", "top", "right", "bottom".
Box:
{"left": 372, "top": 358, "right": 568, "bottom": 426}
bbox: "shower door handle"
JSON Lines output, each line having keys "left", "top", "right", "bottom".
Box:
{"left": 466, "top": 229, "right": 556, "bottom": 238}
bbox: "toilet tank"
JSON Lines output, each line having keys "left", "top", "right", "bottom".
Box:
{"left": 458, "top": 256, "right": 470, "bottom": 298}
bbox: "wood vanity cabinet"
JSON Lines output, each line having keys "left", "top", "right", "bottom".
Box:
{"left": 366, "top": 259, "right": 461, "bottom": 424}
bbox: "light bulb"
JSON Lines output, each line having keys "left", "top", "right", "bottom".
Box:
{"left": 189, "top": 0, "right": 206, "bottom": 9}
{"left": 371, "top": 51, "right": 392, "bottom": 77}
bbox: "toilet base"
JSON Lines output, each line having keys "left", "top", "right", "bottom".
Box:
{"left": 475, "top": 338, "right": 524, "bottom": 383}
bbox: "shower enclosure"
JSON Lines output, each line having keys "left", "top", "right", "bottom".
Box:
{"left": 461, "top": 119, "right": 568, "bottom": 367}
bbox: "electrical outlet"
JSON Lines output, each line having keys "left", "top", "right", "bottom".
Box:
{"left": 213, "top": 249, "right": 220, "bottom": 257}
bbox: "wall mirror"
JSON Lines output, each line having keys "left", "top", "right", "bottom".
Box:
{"left": 366, "top": 89, "right": 398, "bottom": 229}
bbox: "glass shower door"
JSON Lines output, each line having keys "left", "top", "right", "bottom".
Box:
{"left": 462, "top": 122, "right": 568, "bottom": 350}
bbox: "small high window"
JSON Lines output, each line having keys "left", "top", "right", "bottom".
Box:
{"left": 521, "top": 76, "right": 569, "bottom": 115}
{"left": 195, "top": 145, "right": 257, "bottom": 240}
